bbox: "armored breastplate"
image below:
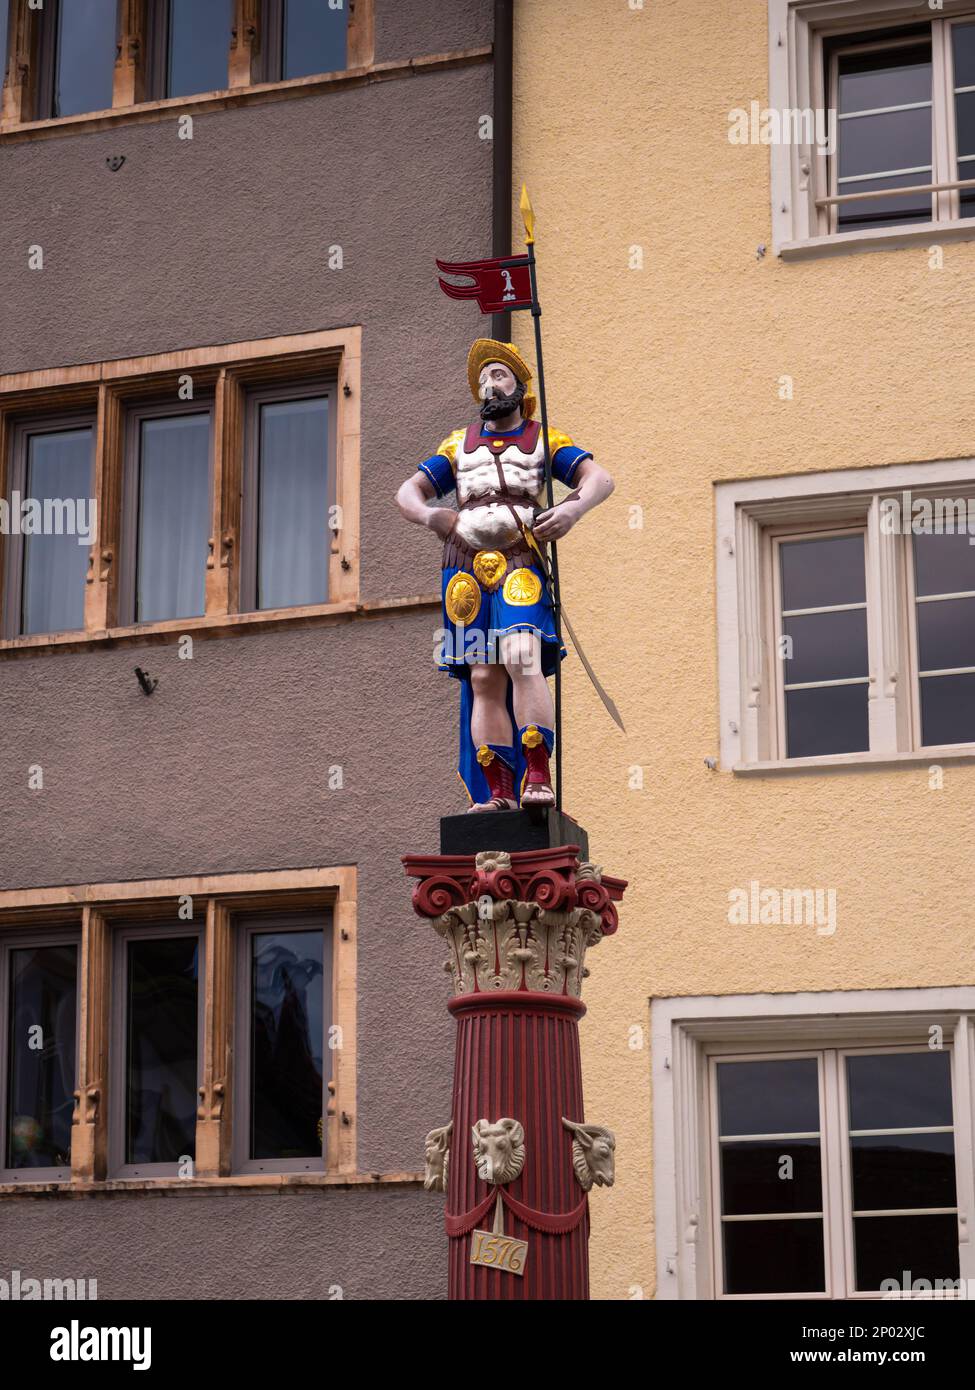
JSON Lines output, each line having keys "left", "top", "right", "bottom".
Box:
{"left": 453, "top": 420, "right": 544, "bottom": 550}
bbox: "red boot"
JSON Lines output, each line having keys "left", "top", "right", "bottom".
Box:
{"left": 469, "top": 745, "right": 517, "bottom": 812}
{"left": 520, "top": 725, "right": 555, "bottom": 807}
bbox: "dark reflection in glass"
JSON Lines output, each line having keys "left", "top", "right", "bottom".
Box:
{"left": 955, "top": 89, "right": 975, "bottom": 158}
{"left": 137, "top": 413, "right": 210, "bottom": 622}
{"left": 837, "top": 173, "right": 931, "bottom": 231}
{"left": 0, "top": 7, "right": 8, "bottom": 91}
{"left": 916, "top": 597, "right": 975, "bottom": 671}
{"left": 780, "top": 534, "right": 866, "bottom": 610}
{"left": 258, "top": 396, "right": 329, "bottom": 610}
{"left": 851, "top": 1133, "right": 956, "bottom": 1212}
{"left": 854, "top": 1214, "right": 959, "bottom": 1291}
{"left": 250, "top": 930, "right": 325, "bottom": 1160}
{"left": 920, "top": 672, "right": 975, "bottom": 745}
{"left": 953, "top": 22, "right": 975, "bottom": 88}
{"left": 785, "top": 683, "right": 869, "bottom": 757}
{"left": 721, "top": 1140, "right": 822, "bottom": 1216}
{"left": 724, "top": 1218, "right": 826, "bottom": 1295}
{"left": 283, "top": 0, "right": 347, "bottom": 79}
{"left": 914, "top": 529, "right": 975, "bottom": 597}
{"left": 54, "top": 0, "right": 117, "bottom": 117}
{"left": 784, "top": 608, "right": 868, "bottom": 684}
{"left": 167, "top": 0, "right": 231, "bottom": 97}
{"left": 847, "top": 1052, "right": 953, "bottom": 1131}
{"left": 22, "top": 427, "right": 93, "bottom": 636}
{"left": 6, "top": 946, "right": 77, "bottom": 1170}
{"left": 839, "top": 45, "right": 932, "bottom": 114}
{"left": 838, "top": 107, "right": 931, "bottom": 181}
{"left": 717, "top": 1058, "right": 820, "bottom": 1137}
{"left": 126, "top": 936, "right": 198, "bottom": 1165}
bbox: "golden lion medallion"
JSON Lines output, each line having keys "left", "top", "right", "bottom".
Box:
{"left": 445, "top": 571, "right": 481, "bottom": 625}
{"left": 472, "top": 550, "right": 507, "bottom": 590}
{"left": 502, "top": 568, "right": 542, "bottom": 606}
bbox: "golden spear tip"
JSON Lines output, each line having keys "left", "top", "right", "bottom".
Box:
{"left": 520, "top": 183, "right": 536, "bottom": 245}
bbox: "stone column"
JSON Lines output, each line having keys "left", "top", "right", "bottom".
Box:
{"left": 404, "top": 841, "right": 626, "bottom": 1300}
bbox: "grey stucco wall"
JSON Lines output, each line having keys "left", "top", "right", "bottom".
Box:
{"left": 0, "top": 1185, "right": 446, "bottom": 1300}
{"left": 0, "top": 0, "right": 495, "bottom": 1300}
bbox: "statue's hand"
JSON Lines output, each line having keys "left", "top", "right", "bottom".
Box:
{"left": 533, "top": 501, "right": 581, "bottom": 541}
{"left": 426, "top": 508, "right": 457, "bottom": 540}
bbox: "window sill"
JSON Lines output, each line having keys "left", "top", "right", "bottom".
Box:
{"left": 779, "top": 219, "right": 975, "bottom": 261}
{"left": 0, "top": 1170, "right": 424, "bottom": 1199}
{"left": 0, "top": 47, "right": 492, "bottom": 145}
{"left": 0, "top": 592, "right": 440, "bottom": 659}
{"left": 734, "top": 746, "right": 975, "bottom": 775}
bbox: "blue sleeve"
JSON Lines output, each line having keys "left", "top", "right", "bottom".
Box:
{"left": 552, "top": 445, "right": 592, "bottom": 487}
{"left": 417, "top": 454, "right": 455, "bottom": 498}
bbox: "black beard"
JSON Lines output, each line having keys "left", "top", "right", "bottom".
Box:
{"left": 480, "top": 381, "right": 526, "bottom": 422}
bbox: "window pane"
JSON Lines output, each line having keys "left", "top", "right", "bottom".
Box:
{"left": 21, "top": 427, "right": 93, "bottom": 636}
{"left": 780, "top": 534, "right": 866, "bottom": 610}
{"left": 136, "top": 413, "right": 210, "bottom": 622}
{"left": 167, "top": 0, "right": 231, "bottom": 97}
{"left": 913, "top": 529, "right": 975, "bottom": 597}
{"left": 851, "top": 1132, "right": 956, "bottom": 1211}
{"left": 54, "top": 0, "right": 117, "bottom": 118}
{"left": 721, "top": 1139, "right": 822, "bottom": 1215}
{"left": 836, "top": 172, "right": 932, "bottom": 231}
{"left": 847, "top": 1052, "right": 953, "bottom": 1131}
{"left": 249, "top": 929, "right": 325, "bottom": 1161}
{"left": 785, "top": 683, "right": 870, "bottom": 757}
{"left": 784, "top": 608, "right": 868, "bottom": 684}
{"left": 955, "top": 89, "right": 975, "bottom": 158}
{"left": 126, "top": 936, "right": 199, "bottom": 1165}
{"left": 283, "top": 0, "right": 348, "bottom": 79}
{"left": 837, "top": 106, "right": 931, "bottom": 181}
{"left": 916, "top": 596, "right": 975, "bottom": 671}
{"left": 258, "top": 396, "right": 330, "bottom": 610}
{"left": 724, "top": 1218, "right": 826, "bottom": 1295}
{"left": 919, "top": 672, "right": 975, "bottom": 745}
{"left": 6, "top": 945, "right": 77, "bottom": 1170}
{"left": 717, "top": 1058, "right": 819, "bottom": 1136}
{"left": 952, "top": 21, "right": 975, "bottom": 88}
{"left": 0, "top": 4, "right": 8, "bottom": 87}
{"left": 838, "top": 45, "right": 932, "bottom": 115}
{"left": 853, "top": 1214, "right": 959, "bottom": 1291}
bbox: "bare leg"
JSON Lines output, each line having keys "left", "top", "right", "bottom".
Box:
{"left": 501, "top": 631, "right": 555, "bottom": 732}
{"left": 467, "top": 661, "right": 518, "bottom": 812}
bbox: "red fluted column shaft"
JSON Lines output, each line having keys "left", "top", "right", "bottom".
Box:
{"left": 446, "top": 991, "right": 589, "bottom": 1301}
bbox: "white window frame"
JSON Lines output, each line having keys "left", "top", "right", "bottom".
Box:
{"left": 769, "top": 0, "right": 975, "bottom": 257}
{"left": 716, "top": 456, "right": 975, "bottom": 772}
{"left": 652, "top": 987, "right": 975, "bottom": 1300}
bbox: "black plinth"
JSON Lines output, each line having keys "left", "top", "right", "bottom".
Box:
{"left": 439, "top": 807, "right": 589, "bottom": 858}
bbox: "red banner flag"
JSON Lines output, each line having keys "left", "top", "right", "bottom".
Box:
{"left": 436, "top": 254, "right": 534, "bottom": 315}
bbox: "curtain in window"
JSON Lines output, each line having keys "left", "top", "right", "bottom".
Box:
{"left": 136, "top": 413, "right": 210, "bottom": 623}
{"left": 258, "top": 397, "right": 329, "bottom": 610}
{"left": 22, "top": 427, "right": 93, "bottom": 636}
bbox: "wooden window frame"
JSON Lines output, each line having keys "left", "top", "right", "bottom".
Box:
{"left": 232, "top": 910, "right": 334, "bottom": 1176}
{"left": 119, "top": 395, "right": 215, "bottom": 627}
{"left": 652, "top": 989, "right": 975, "bottom": 1301}
{"left": 109, "top": 918, "right": 205, "bottom": 1179}
{"left": 0, "top": 0, "right": 377, "bottom": 133}
{"left": 0, "top": 925, "right": 81, "bottom": 1184}
{"left": 0, "top": 866, "right": 358, "bottom": 1190}
{"left": 0, "top": 327, "right": 361, "bottom": 653}
{"left": 1, "top": 409, "right": 97, "bottom": 640}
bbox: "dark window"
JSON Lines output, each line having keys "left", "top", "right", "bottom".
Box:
{"left": 913, "top": 528, "right": 975, "bottom": 745}
{"left": 235, "top": 915, "right": 331, "bottom": 1172}
{"left": 847, "top": 1051, "right": 959, "bottom": 1291}
{"left": 121, "top": 932, "right": 200, "bottom": 1171}
{"left": 952, "top": 22, "right": 975, "bottom": 217}
{"left": 150, "top": 0, "right": 233, "bottom": 99}
{"left": 779, "top": 532, "right": 870, "bottom": 758}
{"left": 0, "top": 3, "right": 9, "bottom": 90}
{"left": 3, "top": 418, "right": 95, "bottom": 638}
{"left": 122, "top": 404, "right": 212, "bottom": 624}
{"left": 38, "top": 0, "right": 118, "bottom": 120}
{"left": 263, "top": 0, "right": 348, "bottom": 82}
{"left": 715, "top": 1058, "right": 826, "bottom": 1295}
{"left": 242, "top": 385, "right": 333, "bottom": 612}
{"left": 3, "top": 941, "right": 78, "bottom": 1177}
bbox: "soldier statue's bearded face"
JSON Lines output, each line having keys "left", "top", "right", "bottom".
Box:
{"left": 478, "top": 362, "right": 525, "bottom": 422}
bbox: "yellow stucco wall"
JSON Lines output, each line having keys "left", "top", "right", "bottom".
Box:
{"left": 513, "top": 0, "right": 975, "bottom": 1299}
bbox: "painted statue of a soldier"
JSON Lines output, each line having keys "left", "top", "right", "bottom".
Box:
{"left": 397, "top": 339, "right": 614, "bottom": 812}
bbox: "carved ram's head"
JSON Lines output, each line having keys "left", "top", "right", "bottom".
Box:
{"left": 562, "top": 1118, "right": 616, "bottom": 1191}
{"left": 471, "top": 1117, "right": 525, "bottom": 1185}
{"left": 423, "top": 1121, "right": 453, "bottom": 1193}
